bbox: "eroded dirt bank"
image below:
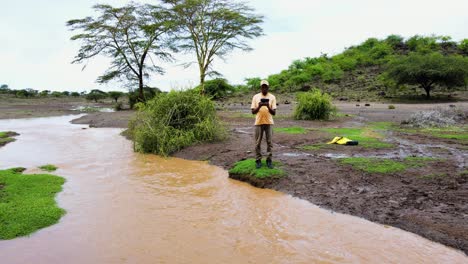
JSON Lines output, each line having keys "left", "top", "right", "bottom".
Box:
{"left": 76, "top": 102, "right": 467, "bottom": 254}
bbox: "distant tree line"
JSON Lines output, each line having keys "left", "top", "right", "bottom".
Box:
{"left": 0, "top": 85, "right": 132, "bottom": 102}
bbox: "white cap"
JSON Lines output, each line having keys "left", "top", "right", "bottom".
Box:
{"left": 260, "top": 80, "right": 269, "bottom": 86}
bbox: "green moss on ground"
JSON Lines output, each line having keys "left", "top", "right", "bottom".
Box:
{"left": 274, "top": 126, "right": 308, "bottom": 134}
{"left": 340, "top": 156, "right": 439, "bottom": 174}
{"left": 38, "top": 164, "right": 58, "bottom": 172}
{"left": 301, "top": 123, "right": 395, "bottom": 150}
{"left": 229, "top": 159, "right": 285, "bottom": 179}
{"left": 0, "top": 131, "right": 18, "bottom": 147}
{"left": 0, "top": 168, "right": 65, "bottom": 239}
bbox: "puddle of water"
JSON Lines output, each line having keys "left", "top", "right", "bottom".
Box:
{"left": 0, "top": 116, "right": 466, "bottom": 264}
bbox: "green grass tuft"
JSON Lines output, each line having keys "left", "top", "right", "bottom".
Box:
{"left": 340, "top": 156, "right": 439, "bottom": 174}
{"left": 340, "top": 157, "right": 407, "bottom": 173}
{"left": 229, "top": 159, "right": 285, "bottom": 179}
{"left": 38, "top": 164, "right": 58, "bottom": 172}
{"left": 274, "top": 126, "right": 308, "bottom": 134}
{"left": 0, "top": 169, "right": 65, "bottom": 239}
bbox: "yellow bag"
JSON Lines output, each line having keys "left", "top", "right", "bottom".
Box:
{"left": 327, "top": 137, "right": 359, "bottom": 145}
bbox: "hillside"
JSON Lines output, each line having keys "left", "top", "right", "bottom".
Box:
{"left": 236, "top": 35, "right": 468, "bottom": 102}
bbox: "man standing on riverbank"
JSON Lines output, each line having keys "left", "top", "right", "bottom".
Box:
{"left": 251, "top": 80, "right": 277, "bottom": 169}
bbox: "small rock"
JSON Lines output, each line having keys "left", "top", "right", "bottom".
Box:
{"left": 356, "top": 104, "right": 360, "bottom": 107}
{"left": 365, "top": 103, "right": 371, "bottom": 107}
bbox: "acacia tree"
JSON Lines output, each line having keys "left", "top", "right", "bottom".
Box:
{"left": 67, "top": 3, "right": 175, "bottom": 101}
{"left": 163, "top": 0, "right": 263, "bottom": 94}
{"left": 385, "top": 53, "right": 468, "bottom": 98}
{"left": 108, "top": 91, "right": 125, "bottom": 102}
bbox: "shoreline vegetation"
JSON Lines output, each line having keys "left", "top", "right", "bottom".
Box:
{"left": 0, "top": 168, "right": 65, "bottom": 240}
{"left": 0, "top": 131, "right": 19, "bottom": 147}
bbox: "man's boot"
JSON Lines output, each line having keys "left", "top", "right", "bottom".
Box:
{"left": 256, "top": 159, "right": 262, "bottom": 169}
{"left": 266, "top": 158, "right": 273, "bottom": 169}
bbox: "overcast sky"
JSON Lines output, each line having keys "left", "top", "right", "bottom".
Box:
{"left": 1, "top": 0, "right": 467, "bottom": 92}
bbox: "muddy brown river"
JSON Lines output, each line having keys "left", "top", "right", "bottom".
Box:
{"left": 0, "top": 116, "right": 466, "bottom": 263}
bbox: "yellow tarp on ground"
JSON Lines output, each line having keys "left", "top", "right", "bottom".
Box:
{"left": 327, "top": 137, "right": 356, "bottom": 145}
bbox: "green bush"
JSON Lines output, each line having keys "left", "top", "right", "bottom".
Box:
{"left": 294, "top": 89, "right": 336, "bottom": 120}
{"left": 459, "top": 39, "right": 468, "bottom": 55}
{"left": 129, "top": 90, "right": 226, "bottom": 156}
{"left": 128, "top": 87, "right": 161, "bottom": 109}
{"left": 196, "top": 78, "right": 234, "bottom": 99}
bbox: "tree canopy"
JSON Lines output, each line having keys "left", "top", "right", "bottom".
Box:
{"left": 385, "top": 53, "right": 468, "bottom": 98}
{"left": 67, "top": 3, "right": 176, "bottom": 101}
{"left": 163, "top": 0, "right": 263, "bottom": 93}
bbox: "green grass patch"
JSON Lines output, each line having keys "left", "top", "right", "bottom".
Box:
{"left": 340, "top": 156, "right": 439, "bottom": 174}
{"left": 274, "top": 126, "right": 308, "bottom": 134}
{"left": 0, "top": 168, "right": 65, "bottom": 239}
{"left": 0, "top": 131, "right": 18, "bottom": 146}
{"left": 229, "top": 159, "right": 285, "bottom": 179}
{"left": 340, "top": 157, "right": 407, "bottom": 173}
{"left": 400, "top": 126, "right": 468, "bottom": 142}
{"left": 321, "top": 127, "right": 393, "bottom": 148}
{"left": 38, "top": 164, "right": 58, "bottom": 172}
{"left": 369, "top": 122, "right": 394, "bottom": 130}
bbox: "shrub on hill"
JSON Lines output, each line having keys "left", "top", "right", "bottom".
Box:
{"left": 129, "top": 90, "right": 226, "bottom": 156}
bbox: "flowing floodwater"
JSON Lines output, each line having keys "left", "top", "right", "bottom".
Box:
{"left": 0, "top": 116, "right": 466, "bottom": 264}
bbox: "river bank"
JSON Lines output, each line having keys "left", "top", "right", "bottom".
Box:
{"left": 2, "top": 98, "right": 467, "bottom": 254}
{"left": 2, "top": 115, "right": 466, "bottom": 263}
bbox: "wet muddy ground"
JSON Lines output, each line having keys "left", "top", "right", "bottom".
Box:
{"left": 175, "top": 102, "right": 468, "bottom": 254}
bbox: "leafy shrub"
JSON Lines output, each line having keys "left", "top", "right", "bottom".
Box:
{"left": 129, "top": 90, "right": 226, "bottom": 156}
{"left": 388, "top": 105, "right": 396, "bottom": 109}
{"left": 114, "top": 101, "right": 124, "bottom": 111}
{"left": 294, "top": 89, "right": 336, "bottom": 120}
{"left": 332, "top": 54, "right": 358, "bottom": 71}
{"left": 196, "top": 78, "right": 234, "bottom": 99}
{"left": 128, "top": 87, "right": 161, "bottom": 109}
{"left": 459, "top": 39, "right": 468, "bottom": 55}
